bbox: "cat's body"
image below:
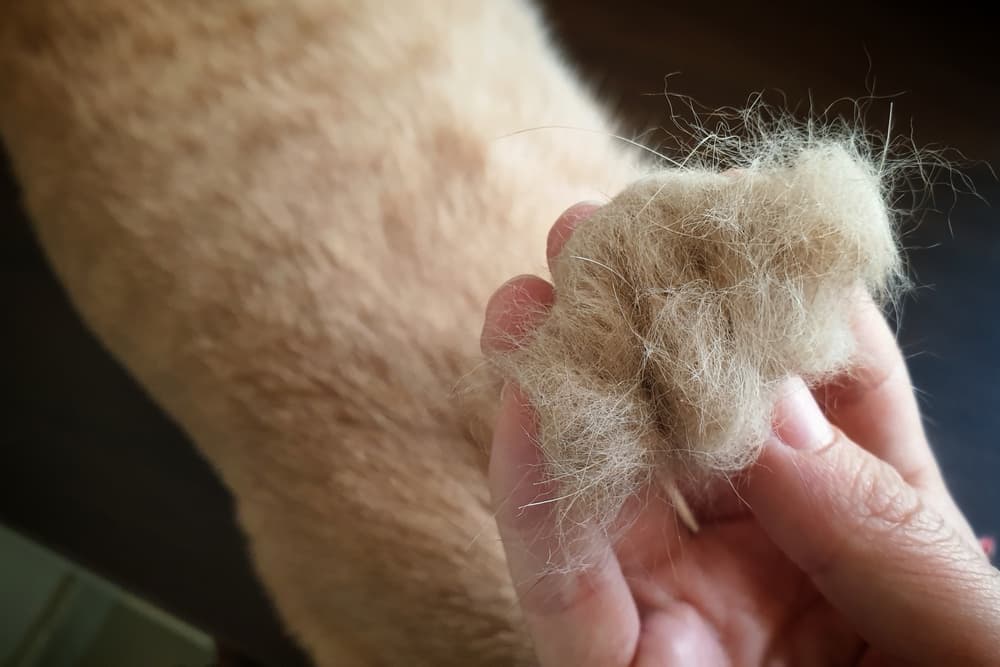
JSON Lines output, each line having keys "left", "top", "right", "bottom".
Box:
{"left": 0, "top": 1, "right": 639, "bottom": 664}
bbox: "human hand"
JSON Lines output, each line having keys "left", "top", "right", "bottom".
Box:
{"left": 481, "top": 202, "right": 1000, "bottom": 666}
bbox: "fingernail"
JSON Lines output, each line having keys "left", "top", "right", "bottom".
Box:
{"left": 562, "top": 200, "right": 604, "bottom": 221}
{"left": 547, "top": 201, "right": 604, "bottom": 262}
{"left": 773, "top": 377, "right": 833, "bottom": 450}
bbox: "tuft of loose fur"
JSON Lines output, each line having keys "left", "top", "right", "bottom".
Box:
{"left": 489, "top": 133, "right": 905, "bottom": 538}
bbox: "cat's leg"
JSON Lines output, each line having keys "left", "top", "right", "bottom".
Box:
{"left": 0, "top": 1, "right": 639, "bottom": 664}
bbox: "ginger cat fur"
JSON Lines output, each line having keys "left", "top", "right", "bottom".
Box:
{"left": 0, "top": 1, "right": 641, "bottom": 665}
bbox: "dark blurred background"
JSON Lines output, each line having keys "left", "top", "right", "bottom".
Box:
{"left": 2, "top": 3, "right": 997, "bottom": 665}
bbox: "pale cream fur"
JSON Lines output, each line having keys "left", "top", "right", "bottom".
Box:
{"left": 0, "top": 1, "right": 640, "bottom": 665}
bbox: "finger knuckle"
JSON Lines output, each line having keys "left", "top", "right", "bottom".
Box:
{"left": 848, "top": 452, "right": 936, "bottom": 542}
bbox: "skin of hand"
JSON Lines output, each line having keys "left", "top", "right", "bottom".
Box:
{"left": 480, "top": 202, "right": 1000, "bottom": 666}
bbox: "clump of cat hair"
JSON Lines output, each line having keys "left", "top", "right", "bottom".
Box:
{"left": 487, "top": 108, "right": 919, "bottom": 541}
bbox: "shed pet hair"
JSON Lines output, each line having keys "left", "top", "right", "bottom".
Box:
{"left": 487, "top": 110, "right": 922, "bottom": 541}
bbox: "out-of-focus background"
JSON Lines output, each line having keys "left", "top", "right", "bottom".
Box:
{"left": 2, "top": 3, "right": 997, "bottom": 665}
{"left": 0, "top": 528, "right": 213, "bottom": 667}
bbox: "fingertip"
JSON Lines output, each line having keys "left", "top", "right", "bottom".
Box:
{"left": 481, "top": 274, "right": 554, "bottom": 354}
{"left": 546, "top": 201, "right": 603, "bottom": 264}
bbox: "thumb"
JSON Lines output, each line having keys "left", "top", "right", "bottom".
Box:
{"left": 745, "top": 378, "right": 1000, "bottom": 664}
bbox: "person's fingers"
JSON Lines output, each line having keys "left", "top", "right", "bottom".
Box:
{"left": 746, "top": 378, "right": 1000, "bottom": 664}
{"left": 546, "top": 201, "right": 603, "bottom": 269}
{"left": 815, "top": 297, "right": 978, "bottom": 545}
{"left": 815, "top": 297, "right": 940, "bottom": 489}
{"left": 489, "top": 386, "right": 640, "bottom": 667}
{"left": 481, "top": 274, "right": 554, "bottom": 354}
